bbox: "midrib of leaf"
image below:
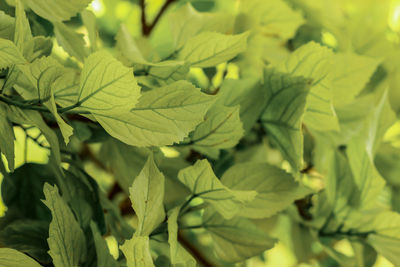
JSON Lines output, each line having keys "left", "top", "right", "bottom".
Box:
{"left": 189, "top": 40, "right": 241, "bottom": 66}
{"left": 47, "top": 190, "right": 73, "bottom": 266}
{"left": 141, "top": 172, "right": 152, "bottom": 235}
{"left": 96, "top": 114, "right": 168, "bottom": 133}
{"left": 191, "top": 110, "right": 235, "bottom": 144}
{"left": 77, "top": 67, "right": 130, "bottom": 105}
{"left": 130, "top": 99, "right": 212, "bottom": 111}
{"left": 204, "top": 225, "right": 263, "bottom": 246}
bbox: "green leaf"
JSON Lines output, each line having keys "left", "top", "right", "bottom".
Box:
{"left": 23, "top": 0, "right": 92, "bottom": 22}
{"left": 120, "top": 236, "right": 154, "bottom": 267}
{"left": 275, "top": 41, "right": 339, "bottom": 131}
{"left": 90, "top": 221, "right": 119, "bottom": 267}
{"left": 0, "top": 11, "right": 15, "bottom": 40}
{"left": 169, "top": 3, "right": 234, "bottom": 49}
{"left": 50, "top": 167, "right": 105, "bottom": 230}
{"left": 239, "top": 0, "right": 304, "bottom": 40}
{"left": 221, "top": 162, "right": 308, "bottom": 218}
{"left": 178, "top": 32, "right": 249, "bottom": 68}
{"left": 368, "top": 235, "right": 400, "bottom": 267}
{"left": 177, "top": 159, "right": 257, "bottom": 219}
{"left": 42, "top": 183, "right": 87, "bottom": 267}
{"left": 94, "top": 80, "right": 215, "bottom": 147}
{"left": 130, "top": 155, "right": 165, "bottom": 236}
{"left": 261, "top": 68, "right": 311, "bottom": 171}
{"left": 1, "top": 163, "right": 56, "bottom": 219}
{"left": 148, "top": 60, "right": 190, "bottom": 85}
{"left": 331, "top": 53, "right": 381, "bottom": 106}
{"left": 0, "top": 105, "right": 15, "bottom": 171}
{"left": 81, "top": 10, "right": 98, "bottom": 52}
{"left": 25, "top": 36, "right": 53, "bottom": 62}
{"left": 167, "top": 206, "right": 196, "bottom": 267}
{"left": 0, "top": 38, "right": 26, "bottom": 69}
{"left": 99, "top": 138, "right": 155, "bottom": 192}
{"left": 189, "top": 104, "right": 244, "bottom": 154}
{"left": 202, "top": 209, "right": 276, "bottom": 262}
{"left": 53, "top": 68, "right": 80, "bottom": 108}
{"left": 0, "top": 220, "right": 51, "bottom": 264}
{"left": 17, "top": 56, "right": 73, "bottom": 144}
{"left": 115, "top": 24, "right": 148, "bottom": 66}
{"left": 346, "top": 91, "right": 396, "bottom": 205}
{"left": 54, "top": 22, "right": 88, "bottom": 62}
{"left": 14, "top": 0, "right": 32, "bottom": 53}
{"left": 78, "top": 50, "right": 141, "bottom": 115}
{"left": 100, "top": 193, "right": 134, "bottom": 243}
{"left": 0, "top": 248, "right": 42, "bottom": 267}
{"left": 218, "top": 77, "right": 266, "bottom": 132}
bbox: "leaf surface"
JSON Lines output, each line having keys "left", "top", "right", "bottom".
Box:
{"left": 42, "top": 183, "right": 87, "bottom": 267}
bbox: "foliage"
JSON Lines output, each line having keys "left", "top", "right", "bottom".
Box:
{"left": 0, "top": 0, "right": 400, "bottom": 266}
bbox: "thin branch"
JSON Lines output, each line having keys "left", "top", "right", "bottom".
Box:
{"left": 140, "top": 0, "right": 177, "bottom": 36}
{"left": 178, "top": 231, "right": 215, "bottom": 267}
{"left": 319, "top": 230, "right": 375, "bottom": 239}
{"left": 0, "top": 95, "right": 86, "bottom": 114}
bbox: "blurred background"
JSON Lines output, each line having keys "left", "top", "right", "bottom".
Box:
{"left": 1, "top": 0, "right": 400, "bottom": 266}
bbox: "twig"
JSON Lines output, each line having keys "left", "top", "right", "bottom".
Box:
{"left": 0, "top": 95, "right": 86, "bottom": 114}
{"left": 140, "top": 0, "right": 177, "bottom": 36}
{"left": 178, "top": 231, "right": 215, "bottom": 267}
{"left": 78, "top": 143, "right": 109, "bottom": 172}
{"left": 319, "top": 230, "right": 375, "bottom": 239}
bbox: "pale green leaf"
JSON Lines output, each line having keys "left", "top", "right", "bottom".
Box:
{"left": 275, "top": 41, "right": 339, "bottom": 131}
{"left": 221, "top": 162, "right": 308, "bottom": 218}
{"left": 189, "top": 104, "right": 244, "bottom": 152}
{"left": 100, "top": 138, "right": 155, "bottom": 192}
{"left": 130, "top": 155, "right": 165, "bottom": 236}
{"left": 0, "top": 248, "right": 42, "bottom": 267}
{"left": 178, "top": 32, "right": 249, "bottom": 68}
{"left": 0, "top": 11, "right": 15, "bottom": 40}
{"left": 116, "top": 24, "right": 148, "bottom": 66}
{"left": 81, "top": 10, "right": 97, "bottom": 52}
{"left": 169, "top": 3, "right": 234, "bottom": 49}
{"left": 148, "top": 60, "right": 190, "bottom": 85}
{"left": 177, "top": 159, "right": 257, "bottom": 219}
{"left": 42, "top": 183, "right": 87, "bottom": 267}
{"left": 203, "top": 209, "right": 276, "bottom": 262}
{"left": 54, "top": 22, "right": 88, "bottom": 62}
{"left": 25, "top": 36, "right": 53, "bottom": 62}
{"left": 368, "top": 235, "right": 400, "bottom": 267}
{"left": 24, "top": 0, "right": 92, "bottom": 22}
{"left": 239, "top": 0, "right": 304, "bottom": 40}
{"left": 53, "top": 68, "right": 80, "bottom": 108}
{"left": 17, "top": 57, "right": 73, "bottom": 144}
{"left": 14, "top": 0, "right": 32, "bottom": 52}
{"left": 346, "top": 91, "right": 396, "bottom": 205}
{"left": 0, "top": 105, "right": 15, "bottom": 171}
{"left": 94, "top": 81, "right": 215, "bottom": 147}
{"left": 345, "top": 210, "right": 400, "bottom": 265}
{"left": 120, "top": 236, "right": 154, "bottom": 267}
{"left": 218, "top": 77, "right": 266, "bottom": 132}
{"left": 261, "top": 68, "right": 311, "bottom": 171}
{"left": 167, "top": 206, "right": 196, "bottom": 267}
{"left": 78, "top": 50, "right": 141, "bottom": 115}
{"left": 90, "top": 221, "right": 119, "bottom": 267}
{"left": 331, "top": 53, "right": 380, "bottom": 106}
{"left": 0, "top": 38, "right": 26, "bottom": 69}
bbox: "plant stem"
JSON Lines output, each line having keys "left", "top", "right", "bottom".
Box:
{"left": 319, "top": 229, "right": 375, "bottom": 238}
{"left": 0, "top": 95, "right": 85, "bottom": 114}
{"left": 178, "top": 231, "right": 216, "bottom": 267}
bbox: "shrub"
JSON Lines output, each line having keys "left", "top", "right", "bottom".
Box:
{"left": 0, "top": 0, "right": 400, "bottom": 266}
